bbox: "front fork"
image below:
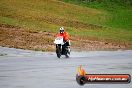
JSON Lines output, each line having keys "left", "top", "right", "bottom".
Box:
{"left": 56, "top": 44, "right": 62, "bottom": 51}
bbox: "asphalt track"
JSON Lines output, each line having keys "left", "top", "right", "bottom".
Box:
{"left": 0, "top": 46, "right": 132, "bottom": 88}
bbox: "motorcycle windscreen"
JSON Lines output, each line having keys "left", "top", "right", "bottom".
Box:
{"left": 54, "top": 37, "right": 64, "bottom": 44}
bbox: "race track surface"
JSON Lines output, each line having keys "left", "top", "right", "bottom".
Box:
{"left": 0, "top": 47, "right": 132, "bottom": 88}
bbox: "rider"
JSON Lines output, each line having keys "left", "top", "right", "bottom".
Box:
{"left": 57, "top": 27, "right": 70, "bottom": 47}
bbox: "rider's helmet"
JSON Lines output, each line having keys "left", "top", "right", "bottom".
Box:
{"left": 60, "top": 27, "right": 64, "bottom": 34}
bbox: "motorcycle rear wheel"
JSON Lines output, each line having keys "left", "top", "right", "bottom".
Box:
{"left": 65, "top": 47, "right": 70, "bottom": 58}
{"left": 65, "top": 54, "right": 69, "bottom": 58}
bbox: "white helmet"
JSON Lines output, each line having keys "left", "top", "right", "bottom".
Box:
{"left": 59, "top": 27, "right": 64, "bottom": 33}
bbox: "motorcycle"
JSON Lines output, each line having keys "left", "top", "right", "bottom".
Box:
{"left": 54, "top": 36, "right": 70, "bottom": 58}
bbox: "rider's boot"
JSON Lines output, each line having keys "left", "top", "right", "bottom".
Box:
{"left": 67, "top": 46, "right": 70, "bottom": 54}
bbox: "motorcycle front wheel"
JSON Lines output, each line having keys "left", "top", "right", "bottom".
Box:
{"left": 56, "top": 45, "right": 61, "bottom": 58}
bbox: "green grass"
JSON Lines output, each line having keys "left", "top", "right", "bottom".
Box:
{"left": 0, "top": 0, "right": 132, "bottom": 43}
{"left": 106, "top": 9, "right": 132, "bottom": 31}
{"left": 61, "top": 0, "right": 132, "bottom": 31}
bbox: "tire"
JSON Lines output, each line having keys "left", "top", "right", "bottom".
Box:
{"left": 65, "top": 47, "right": 70, "bottom": 58}
{"left": 57, "top": 53, "right": 61, "bottom": 58}
{"left": 56, "top": 45, "right": 61, "bottom": 58}
{"left": 65, "top": 54, "right": 69, "bottom": 58}
{"left": 76, "top": 75, "right": 86, "bottom": 86}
